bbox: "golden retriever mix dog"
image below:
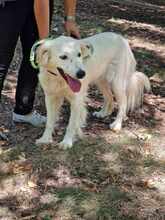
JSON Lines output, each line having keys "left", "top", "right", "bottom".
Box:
{"left": 30, "top": 32, "right": 150, "bottom": 149}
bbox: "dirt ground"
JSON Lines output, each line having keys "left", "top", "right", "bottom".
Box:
{"left": 0, "top": 0, "right": 165, "bottom": 219}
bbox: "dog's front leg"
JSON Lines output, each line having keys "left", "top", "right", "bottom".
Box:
{"left": 59, "top": 96, "right": 86, "bottom": 149}
{"left": 36, "top": 95, "right": 63, "bottom": 144}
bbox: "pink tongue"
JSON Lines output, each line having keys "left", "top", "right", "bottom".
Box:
{"left": 64, "top": 74, "right": 81, "bottom": 93}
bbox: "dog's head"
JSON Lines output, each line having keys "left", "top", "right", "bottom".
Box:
{"left": 30, "top": 36, "right": 94, "bottom": 92}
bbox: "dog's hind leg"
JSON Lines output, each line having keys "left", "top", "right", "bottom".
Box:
{"left": 109, "top": 41, "right": 135, "bottom": 131}
{"left": 110, "top": 86, "right": 127, "bottom": 132}
{"left": 36, "top": 95, "right": 63, "bottom": 144}
{"left": 93, "top": 79, "right": 114, "bottom": 118}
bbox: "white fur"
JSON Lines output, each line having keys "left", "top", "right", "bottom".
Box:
{"left": 32, "top": 32, "right": 150, "bottom": 148}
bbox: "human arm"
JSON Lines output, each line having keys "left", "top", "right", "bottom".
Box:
{"left": 64, "top": 0, "right": 80, "bottom": 39}
{"left": 34, "top": 0, "right": 50, "bottom": 39}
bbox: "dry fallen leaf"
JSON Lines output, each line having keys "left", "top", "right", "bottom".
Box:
{"left": 27, "top": 180, "right": 37, "bottom": 188}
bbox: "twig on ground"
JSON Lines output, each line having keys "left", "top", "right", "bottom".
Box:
{"left": 110, "top": 0, "right": 165, "bottom": 10}
{"left": 20, "top": 215, "right": 36, "bottom": 220}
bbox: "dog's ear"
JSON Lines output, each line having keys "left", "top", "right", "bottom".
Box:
{"left": 30, "top": 39, "right": 51, "bottom": 68}
{"left": 80, "top": 42, "right": 94, "bottom": 58}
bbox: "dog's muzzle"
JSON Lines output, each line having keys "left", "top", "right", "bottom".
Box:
{"left": 57, "top": 67, "right": 82, "bottom": 93}
{"left": 46, "top": 67, "right": 83, "bottom": 93}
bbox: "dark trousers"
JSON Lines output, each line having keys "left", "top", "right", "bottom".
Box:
{"left": 0, "top": 0, "right": 53, "bottom": 115}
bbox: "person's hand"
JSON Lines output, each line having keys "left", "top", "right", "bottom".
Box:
{"left": 64, "top": 21, "right": 80, "bottom": 39}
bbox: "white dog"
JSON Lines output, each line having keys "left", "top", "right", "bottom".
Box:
{"left": 30, "top": 32, "right": 150, "bottom": 148}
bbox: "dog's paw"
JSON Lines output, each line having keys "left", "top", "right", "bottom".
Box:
{"left": 58, "top": 139, "right": 73, "bottom": 150}
{"left": 36, "top": 136, "right": 53, "bottom": 145}
{"left": 110, "top": 121, "right": 122, "bottom": 132}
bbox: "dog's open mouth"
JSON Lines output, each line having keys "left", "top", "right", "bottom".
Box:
{"left": 57, "top": 67, "right": 81, "bottom": 93}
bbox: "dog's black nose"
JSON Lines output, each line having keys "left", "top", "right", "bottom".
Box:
{"left": 76, "top": 70, "right": 86, "bottom": 79}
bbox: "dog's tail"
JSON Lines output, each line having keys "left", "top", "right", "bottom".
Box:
{"left": 127, "top": 71, "right": 151, "bottom": 112}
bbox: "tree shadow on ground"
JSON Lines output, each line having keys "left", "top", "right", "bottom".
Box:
{"left": 78, "top": 0, "right": 165, "bottom": 28}
{"left": 1, "top": 134, "right": 164, "bottom": 219}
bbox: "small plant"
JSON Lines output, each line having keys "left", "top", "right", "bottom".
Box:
{"left": 43, "top": 215, "right": 52, "bottom": 220}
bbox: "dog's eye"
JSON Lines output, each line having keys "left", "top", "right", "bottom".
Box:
{"left": 60, "top": 55, "right": 68, "bottom": 60}
{"left": 77, "top": 52, "right": 81, "bottom": 57}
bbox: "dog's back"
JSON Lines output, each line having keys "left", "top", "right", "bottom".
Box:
{"left": 83, "top": 32, "right": 150, "bottom": 131}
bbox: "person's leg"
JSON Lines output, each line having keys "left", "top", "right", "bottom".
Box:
{"left": 14, "top": 1, "right": 39, "bottom": 115}
{"left": 49, "top": 0, "right": 54, "bottom": 20}
{"left": 0, "top": 1, "right": 29, "bottom": 100}
{"left": 13, "top": 0, "right": 54, "bottom": 126}
{"left": 14, "top": 0, "right": 54, "bottom": 115}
